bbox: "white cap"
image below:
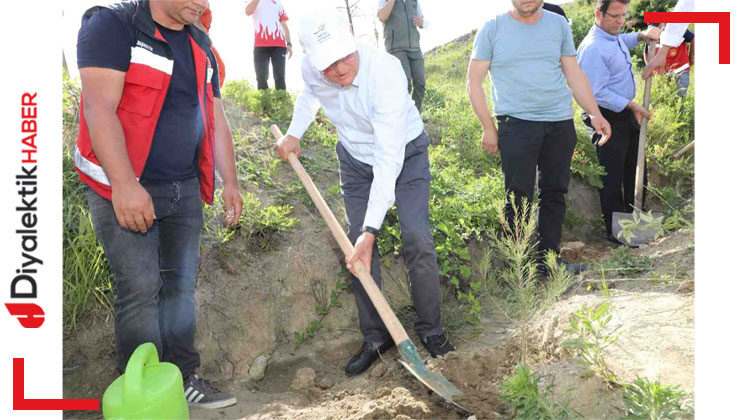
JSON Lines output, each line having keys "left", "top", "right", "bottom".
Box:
{"left": 298, "top": 13, "right": 358, "bottom": 71}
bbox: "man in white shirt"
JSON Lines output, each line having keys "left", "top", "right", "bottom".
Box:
{"left": 642, "top": 0, "right": 694, "bottom": 79}
{"left": 275, "top": 14, "right": 454, "bottom": 376}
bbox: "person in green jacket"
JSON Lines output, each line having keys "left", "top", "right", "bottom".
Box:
{"left": 377, "top": 0, "right": 427, "bottom": 111}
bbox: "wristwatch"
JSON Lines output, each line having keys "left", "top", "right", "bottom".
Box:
{"left": 361, "top": 226, "right": 380, "bottom": 236}
{"left": 286, "top": 41, "right": 292, "bottom": 47}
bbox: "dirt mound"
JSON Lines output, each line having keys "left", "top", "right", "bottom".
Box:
{"left": 251, "top": 387, "right": 435, "bottom": 420}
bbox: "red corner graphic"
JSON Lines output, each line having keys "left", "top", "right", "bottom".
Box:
{"left": 5, "top": 303, "right": 45, "bottom": 328}
{"left": 13, "top": 358, "right": 100, "bottom": 411}
{"left": 645, "top": 12, "right": 731, "bottom": 64}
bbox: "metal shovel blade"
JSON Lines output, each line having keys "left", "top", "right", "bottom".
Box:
{"left": 396, "top": 339, "right": 469, "bottom": 414}
{"left": 611, "top": 210, "right": 664, "bottom": 246}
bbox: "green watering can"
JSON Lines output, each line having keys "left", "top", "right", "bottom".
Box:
{"left": 102, "top": 342, "right": 188, "bottom": 419}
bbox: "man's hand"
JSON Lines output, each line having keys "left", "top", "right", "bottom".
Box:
{"left": 111, "top": 180, "right": 155, "bottom": 233}
{"left": 639, "top": 26, "right": 661, "bottom": 42}
{"left": 346, "top": 231, "right": 375, "bottom": 276}
{"left": 221, "top": 182, "right": 243, "bottom": 226}
{"left": 481, "top": 128, "right": 499, "bottom": 154}
{"left": 642, "top": 46, "right": 669, "bottom": 80}
{"left": 627, "top": 102, "right": 651, "bottom": 125}
{"left": 412, "top": 16, "right": 423, "bottom": 28}
{"left": 274, "top": 134, "right": 301, "bottom": 161}
{"left": 589, "top": 114, "right": 612, "bottom": 145}
{"left": 287, "top": 44, "right": 293, "bottom": 59}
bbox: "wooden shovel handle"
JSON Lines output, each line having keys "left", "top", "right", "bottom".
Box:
{"left": 270, "top": 125, "right": 409, "bottom": 345}
{"left": 634, "top": 40, "right": 657, "bottom": 211}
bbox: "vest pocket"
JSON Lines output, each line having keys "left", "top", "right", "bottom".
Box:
{"left": 118, "top": 66, "right": 166, "bottom": 117}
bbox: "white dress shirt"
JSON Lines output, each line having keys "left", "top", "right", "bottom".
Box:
{"left": 660, "top": 0, "right": 694, "bottom": 47}
{"left": 286, "top": 43, "right": 424, "bottom": 231}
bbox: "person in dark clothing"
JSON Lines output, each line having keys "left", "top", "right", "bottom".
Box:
{"left": 577, "top": 0, "right": 661, "bottom": 242}
{"left": 543, "top": 2, "right": 568, "bottom": 20}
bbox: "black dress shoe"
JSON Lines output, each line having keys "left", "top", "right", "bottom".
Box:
{"left": 421, "top": 334, "right": 455, "bottom": 358}
{"left": 345, "top": 339, "right": 394, "bottom": 376}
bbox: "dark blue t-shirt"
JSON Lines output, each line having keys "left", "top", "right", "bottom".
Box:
{"left": 77, "top": 8, "right": 221, "bottom": 182}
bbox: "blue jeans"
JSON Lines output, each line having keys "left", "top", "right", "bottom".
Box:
{"left": 676, "top": 71, "right": 690, "bottom": 97}
{"left": 87, "top": 177, "right": 203, "bottom": 378}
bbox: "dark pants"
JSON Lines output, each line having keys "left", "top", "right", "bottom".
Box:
{"left": 254, "top": 46, "right": 286, "bottom": 90}
{"left": 583, "top": 108, "right": 645, "bottom": 238}
{"left": 337, "top": 132, "right": 442, "bottom": 344}
{"left": 497, "top": 116, "right": 578, "bottom": 255}
{"left": 87, "top": 177, "right": 203, "bottom": 378}
{"left": 391, "top": 50, "right": 425, "bottom": 111}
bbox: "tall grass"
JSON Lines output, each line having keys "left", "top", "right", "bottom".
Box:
{"left": 62, "top": 142, "right": 113, "bottom": 332}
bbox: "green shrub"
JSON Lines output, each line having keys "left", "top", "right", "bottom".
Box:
{"left": 623, "top": 377, "right": 690, "bottom": 419}
{"left": 221, "top": 80, "right": 294, "bottom": 124}
{"left": 500, "top": 364, "right": 582, "bottom": 419}
{"left": 202, "top": 190, "right": 299, "bottom": 250}
{"left": 567, "top": 0, "right": 598, "bottom": 49}
{"left": 562, "top": 302, "right": 623, "bottom": 384}
{"left": 628, "top": 0, "right": 681, "bottom": 29}
{"left": 601, "top": 246, "right": 653, "bottom": 277}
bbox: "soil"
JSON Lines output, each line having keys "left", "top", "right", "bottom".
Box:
{"left": 63, "top": 101, "right": 695, "bottom": 419}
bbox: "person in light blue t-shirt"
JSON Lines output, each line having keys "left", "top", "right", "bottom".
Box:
{"left": 467, "top": 0, "right": 612, "bottom": 275}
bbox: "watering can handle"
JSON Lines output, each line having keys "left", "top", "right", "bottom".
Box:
{"left": 123, "top": 342, "right": 160, "bottom": 403}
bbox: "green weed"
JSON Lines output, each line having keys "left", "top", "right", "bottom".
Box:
{"left": 62, "top": 141, "right": 113, "bottom": 332}
{"left": 602, "top": 247, "right": 653, "bottom": 277}
{"left": 562, "top": 302, "right": 623, "bottom": 384}
{"left": 622, "top": 377, "right": 690, "bottom": 419}
{"left": 500, "top": 364, "right": 582, "bottom": 419}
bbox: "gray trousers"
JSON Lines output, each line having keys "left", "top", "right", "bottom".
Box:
{"left": 337, "top": 131, "right": 442, "bottom": 344}
{"left": 391, "top": 50, "right": 426, "bottom": 111}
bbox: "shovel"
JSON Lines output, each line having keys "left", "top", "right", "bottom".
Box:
{"left": 270, "top": 125, "right": 467, "bottom": 412}
{"left": 612, "top": 40, "right": 664, "bottom": 246}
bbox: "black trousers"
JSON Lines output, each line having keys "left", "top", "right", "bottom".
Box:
{"left": 253, "top": 46, "right": 286, "bottom": 90}
{"left": 497, "top": 116, "right": 578, "bottom": 255}
{"left": 583, "top": 107, "right": 645, "bottom": 238}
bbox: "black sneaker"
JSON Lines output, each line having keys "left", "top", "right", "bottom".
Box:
{"left": 421, "top": 334, "right": 455, "bottom": 358}
{"left": 184, "top": 374, "right": 236, "bottom": 409}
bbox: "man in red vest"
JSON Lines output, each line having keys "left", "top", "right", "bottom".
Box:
{"left": 75, "top": 0, "right": 242, "bottom": 409}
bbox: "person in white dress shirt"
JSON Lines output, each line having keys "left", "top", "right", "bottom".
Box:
{"left": 275, "top": 13, "right": 454, "bottom": 376}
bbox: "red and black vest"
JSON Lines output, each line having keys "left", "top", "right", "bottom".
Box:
{"left": 74, "top": 0, "right": 217, "bottom": 204}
